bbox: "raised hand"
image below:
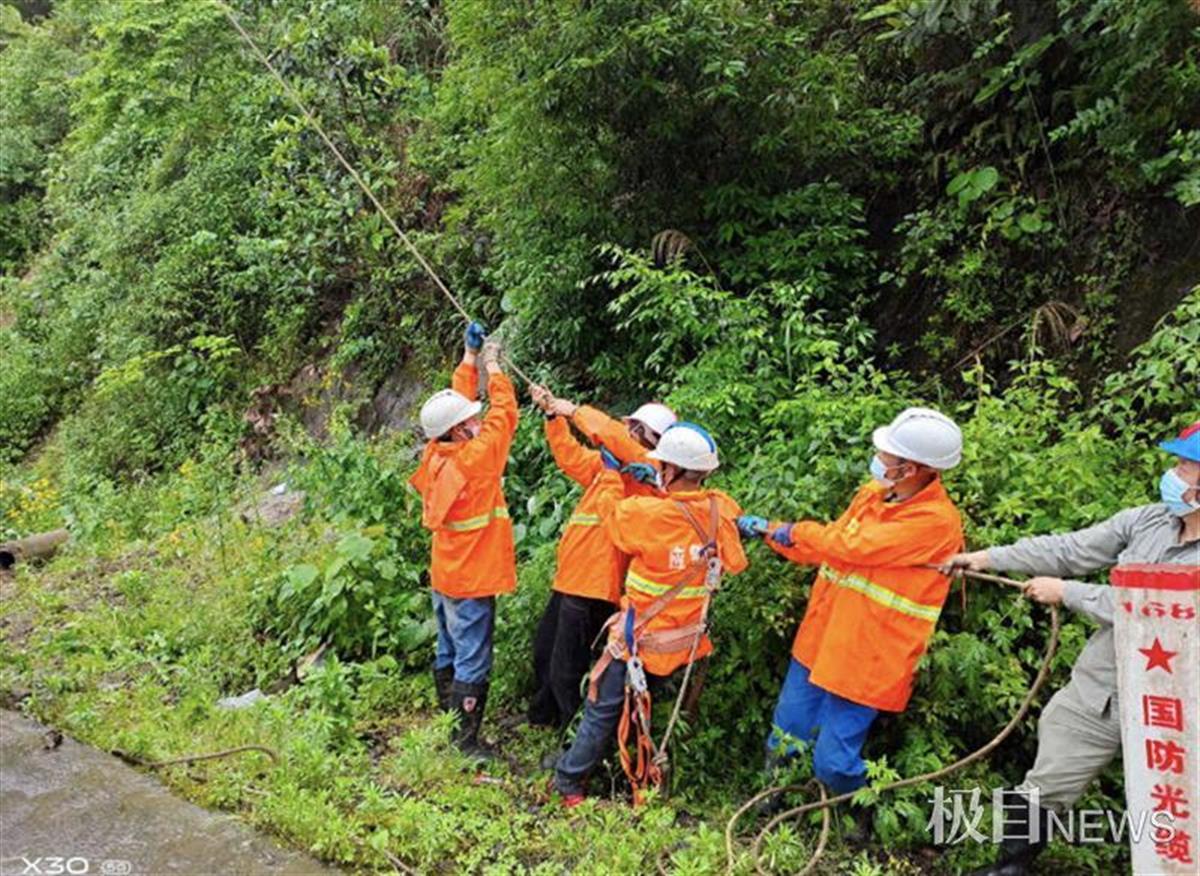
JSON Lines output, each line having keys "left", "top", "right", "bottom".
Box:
{"left": 479, "top": 338, "right": 503, "bottom": 371}
{"left": 464, "top": 321, "right": 487, "bottom": 353}
{"left": 529, "top": 383, "right": 553, "bottom": 412}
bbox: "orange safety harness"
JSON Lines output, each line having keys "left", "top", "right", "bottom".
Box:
{"left": 587, "top": 497, "right": 723, "bottom": 804}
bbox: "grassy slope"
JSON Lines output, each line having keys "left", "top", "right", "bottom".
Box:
{"left": 0, "top": 447, "right": 961, "bottom": 876}
{"left": 0, "top": 465, "right": 790, "bottom": 875}
{"left": 7, "top": 412, "right": 1148, "bottom": 876}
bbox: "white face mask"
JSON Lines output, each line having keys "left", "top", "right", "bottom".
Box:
{"left": 1161, "top": 467, "right": 1200, "bottom": 517}
{"left": 870, "top": 455, "right": 905, "bottom": 487}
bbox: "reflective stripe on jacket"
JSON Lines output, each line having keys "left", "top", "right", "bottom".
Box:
{"left": 545, "top": 407, "right": 658, "bottom": 604}
{"left": 592, "top": 469, "right": 748, "bottom": 676}
{"left": 769, "top": 479, "right": 964, "bottom": 712}
{"left": 409, "top": 361, "right": 519, "bottom": 598}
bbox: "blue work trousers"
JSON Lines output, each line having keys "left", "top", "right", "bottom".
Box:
{"left": 431, "top": 591, "right": 496, "bottom": 685}
{"left": 766, "top": 658, "right": 878, "bottom": 795}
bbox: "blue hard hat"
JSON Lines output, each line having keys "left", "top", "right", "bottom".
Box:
{"left": 1159, "top": 421, "right": 1200, "bottom": 462}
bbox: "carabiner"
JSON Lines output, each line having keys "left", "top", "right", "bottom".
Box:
{"left": 626, "top": 656, "right": 649, "bottom": 694}
{"left": 705, "top": 555, "right": 723, "bottom": 589}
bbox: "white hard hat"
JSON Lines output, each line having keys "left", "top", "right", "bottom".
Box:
{"left": 419, "top": 389, "right": 482, "bottom": 440}
{"left": 648, "top": 422, "right": 719, "bottom": 472}
{"left": 872, "top": 407, "right": 962, "bottom": 470}
{"left": 623, "top": 402, "right": 677, "bottom": 438}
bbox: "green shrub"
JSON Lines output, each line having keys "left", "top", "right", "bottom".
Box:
{"left": 0, "top": 327, "right": 55, "bottom": 466}
{"left": 59, "top": 335, "right": 242, "bottom": 485}
{"left": 2, "top": 1, "right": 1197, "bottom": 870}
{"left": 270, "top": 527, "right": 435, "bottom": 661}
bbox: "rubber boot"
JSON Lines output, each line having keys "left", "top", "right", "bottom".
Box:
{"left": 433, "top": 666, "right": 454, "bottom": 712}
{"left": 450, "top": 679, "right": 495, "bottom": 761}
{"left": 970, "top": 791, "right": 1051, "bottom": 876}
{"left": 755, "top": 748, "right": 791, "bottom": 817}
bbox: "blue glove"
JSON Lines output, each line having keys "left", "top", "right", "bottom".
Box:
{"left": 621, "top": 462, "right": 660, "bottom": 486}
{"left": 465, "top": 321, "right": 487, "bottom": 352}
{"left": 770, "top": 523, "right": 795, "bottom": 548}
{"left": 600, "top": 447, "right": 621, "bottom": 470}
{"left": 737, "top": 516, "right": 768, "bottom": 539}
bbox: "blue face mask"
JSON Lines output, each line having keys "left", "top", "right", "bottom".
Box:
{"left": 870, "top": 455, "right": 894, "bottom": 486}
{"left": 1160, "top": 468, "right": 1200, "bottom": 517}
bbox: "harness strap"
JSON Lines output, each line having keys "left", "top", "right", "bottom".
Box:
{"left": 587, "top": 496, "right": 722, "bottom": 701}
{"left": 635, "top": 623, "right": 708, "bottom": 654}
{"left": 590, "top": 497, "right": 727, "bottom": 805}
{"left": 675, "top": 496, "right": 719, "bottom": 560}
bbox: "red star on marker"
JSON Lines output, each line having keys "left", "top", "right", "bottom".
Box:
{"left": 1139, "top": 637, "right": 1178, "bottom": 673}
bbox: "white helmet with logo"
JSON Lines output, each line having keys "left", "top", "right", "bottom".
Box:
{"left": 648, "top": 422, "right": 720, "bottom": 472}
{"left": 419, "top": 389, "right": 482, "bottom": 440}
{"left": 623, "top": 402, "right": 677, "bottom": 439}
{"left": 872, "top": 407, "right": 962, "bottom": 470}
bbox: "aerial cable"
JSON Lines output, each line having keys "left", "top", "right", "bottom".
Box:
{"left": 217, "top": 1, "right": 535, "bottom": 386}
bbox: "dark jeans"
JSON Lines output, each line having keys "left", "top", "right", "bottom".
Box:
{"left": 554, "top": 659, "right": 703, "bottom": 796}
{"left": 528, "top": 591, "right": 615, "bottom": 728}
{"left": 555, "top": 658, "right": 631, "bottom": 795}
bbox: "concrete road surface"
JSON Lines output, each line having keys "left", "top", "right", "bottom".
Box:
{"left": 0, "top": 710, "right": 337, "bottom": 876}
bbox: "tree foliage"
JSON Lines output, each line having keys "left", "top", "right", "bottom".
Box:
{"left": 0, "top": 0, "right": 1196, "bottom": 870}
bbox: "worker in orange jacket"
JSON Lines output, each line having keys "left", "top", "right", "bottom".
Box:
{"left": 409, "top": 323, "right": 518, "bottom": 758}
{"left": 740, "top": 407, "right": 964, "bottom": 794}
{"left": 554, "top": 422, "right": 749, "bottom": 805}
{"left": 525, "top": 386, "right": 676, "bottom": 728}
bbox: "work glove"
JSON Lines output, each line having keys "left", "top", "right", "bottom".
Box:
{"left": 770, "top": 523, "right": 795, "bottom": 548}
{"left": 600, "top": 447, "right": 621, "bottom": 470}
{"left": 621, "top": 462, "right": 660, "bottom": 487}
{"left": 465, "top": 321, "right": 487, "bottom": 352}
{"left": 736, "top": 516, "right": 768, "bottom": 539}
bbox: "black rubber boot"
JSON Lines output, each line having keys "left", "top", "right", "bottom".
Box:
{"left": 970, "top": 791, "right": 1051, "bottom": 876}
{"left": 433, "top": 666, "right": 454, "bottom": 712}
{"left": 755, "top": 749, "right": 791, "bottom": 817}
{"left": 450, "top": 680, "right": 495, "bottom": 761}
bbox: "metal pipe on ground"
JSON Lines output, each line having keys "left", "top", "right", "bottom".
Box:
{"left": 0, "top": 529, "right": 69, "bottom": 570}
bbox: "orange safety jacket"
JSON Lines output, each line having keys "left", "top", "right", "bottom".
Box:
{"left": 769, "top": 479, "right": 964, "bottom": 712}
{"left": 545, "top": 406, "right": 658, "bottom": 605}
{"left": 408, "top": 361, "right": 519, "bottom": 599}
{"left": 592, "top": 468, "right": 748, "bottom": 677}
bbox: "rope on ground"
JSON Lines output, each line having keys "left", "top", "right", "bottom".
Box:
{"left": 217, "top": 2, "right": 536, "bottom": 386}
{"left": 724, "top": 570, "right": 1061, "bottom": 875}
{"left": 383, "top": 850, "right": 421, "bottom": 876}
{"left": 116, "top": 744, "right": 280, "bottom": 769}
{"left": 751, "top": 781, "right": 830, "bottom": 876}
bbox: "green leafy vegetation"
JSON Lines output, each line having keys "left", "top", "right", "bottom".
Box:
{"left": 1, "top": 0, "right": 1196, "bottom": 872}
